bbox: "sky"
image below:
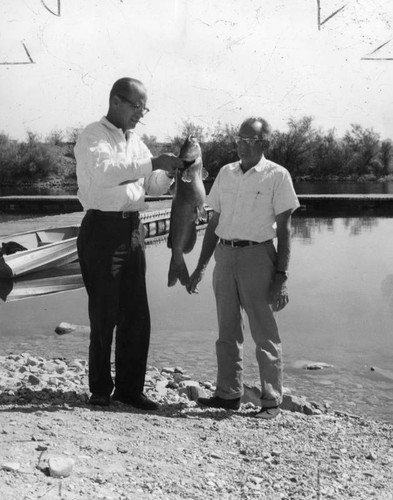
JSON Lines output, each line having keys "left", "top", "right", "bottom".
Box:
{"left": 1, "top": 0, "right": 393, "bottom": 142}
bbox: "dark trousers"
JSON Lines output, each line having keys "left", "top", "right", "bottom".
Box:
{"left": 77, "top": 210, "right": 150, "bottom": 397}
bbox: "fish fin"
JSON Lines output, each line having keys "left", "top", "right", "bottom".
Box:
{"left": 202, "top": 167, "right": 209, "bottom": 180}
{"left": 181, "top": 169, "right": 194, "bottom": 183}
{"left": 167, "top": 257, "right": 190, "bottom": 287}
{"left": 183, "top": 226, "right": 197, "bottom": 254}
{"left": 197, "top": 206, "right": 208, "bottom": 223}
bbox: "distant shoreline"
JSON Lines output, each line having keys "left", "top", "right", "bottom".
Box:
{"left": 1, "top": 174, "right": 393, "bottom": 196}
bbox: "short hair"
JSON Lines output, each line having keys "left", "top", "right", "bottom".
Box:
{"left": 109, "top": 77, "right": 145, "bottom": 99}
{"left": 242, "top": 117, "right": 272, "bottom": 140}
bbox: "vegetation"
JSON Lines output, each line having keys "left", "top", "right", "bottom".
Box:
{"left": 0, "top": 129, "right": 77, "bottom": 189}
{"left": 0, "top": 118, "right": 392, "bottom": 191}
{"left": 147, "top": 117, "right": 393, "bottom": 181}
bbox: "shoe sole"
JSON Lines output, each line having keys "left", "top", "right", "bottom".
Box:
{"left": 112, "top": 397, "right": 158, "bottom": 411}
{"left": 89, "top": 400, "right": 110, "bottom": 407}
{"left": 255, "top": 408, "right": 280, "bottom": 419}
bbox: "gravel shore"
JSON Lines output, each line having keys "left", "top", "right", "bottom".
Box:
{"left": 1, "top": 353, "right": 393, "bottom": 500}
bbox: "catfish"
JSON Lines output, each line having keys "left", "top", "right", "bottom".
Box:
{"left": 167, "top": 136, "right": 208, "bottom": 287}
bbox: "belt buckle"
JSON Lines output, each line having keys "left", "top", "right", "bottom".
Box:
{"left": 231, "top": 240, "right": 237, "bottom": 247}
{"left": 122, "top": 211, "right": 131, "bottom": 219}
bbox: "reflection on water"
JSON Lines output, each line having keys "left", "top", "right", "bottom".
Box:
{"left": 1, "top": 215, "right": 393, "bottom": 422}
{"left": 292, "top": 216, "right": 381, "bottom": 242}
{"left": 294, "top": 180, "right": 393, "bottom": 195}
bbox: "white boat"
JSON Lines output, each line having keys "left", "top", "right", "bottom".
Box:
{"left": 0, "top": 262, "right": 84, "bottom": 302}
{"left": 0, "top": 225, "right": 79, "bottom": 278}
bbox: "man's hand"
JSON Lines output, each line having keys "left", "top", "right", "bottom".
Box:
{"left": 152, "top": 154, "right": 183, "bottom": 174}
{"left": 269, "top": 275, "right": 289, "bottom": 312}
{"left": 186, "top": 268, "right": 205, "bottom": 294}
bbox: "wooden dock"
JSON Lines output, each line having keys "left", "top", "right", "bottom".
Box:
{"left": 1, "top": 194, "right": 393, "bottom": 215}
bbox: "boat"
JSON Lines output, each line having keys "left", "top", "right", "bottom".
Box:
{"left": 0, "top": 225, "right": 79, "bottom": 278}
{"left": 0, "top": 262, "right": 84, "bottom": 302}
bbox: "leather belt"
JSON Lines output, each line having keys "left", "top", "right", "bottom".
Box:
{"left": 219, "top": 239, "right": 272, "bottom": 247}
{"left": 88, "top": 209, "right": 140, "bottom": 219}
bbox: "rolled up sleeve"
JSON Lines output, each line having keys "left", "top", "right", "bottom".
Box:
{"left": 145, "top": 170, "right": 173, "bottom": 196}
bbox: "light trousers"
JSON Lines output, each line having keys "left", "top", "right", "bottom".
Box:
{"left": 212, "top": 241, "right": 282, "bottom": 407}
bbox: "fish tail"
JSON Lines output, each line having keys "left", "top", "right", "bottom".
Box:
{"left": 168, "top": 256, "right": 190, "bottom": 287}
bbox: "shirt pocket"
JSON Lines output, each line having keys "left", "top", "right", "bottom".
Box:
{"left": 246, "top": 187, "right": 273, "bottom": 216}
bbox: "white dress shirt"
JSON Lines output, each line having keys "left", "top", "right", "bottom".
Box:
{"left": 75, "top": 116, "right": 172, "bottom": 211}
{"left": 207, "top": 156, "right": 300, "bottom": 242}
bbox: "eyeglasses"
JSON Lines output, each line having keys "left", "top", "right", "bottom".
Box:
{"left": 117, "top": 95, "right": 150, "bottom": 115}
{"left": 235, "top": 136, "right": 263, "bottom": 146}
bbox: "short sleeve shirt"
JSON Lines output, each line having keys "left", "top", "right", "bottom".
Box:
{"left": 207, "top": 156, "right": 300, "bottom": 242}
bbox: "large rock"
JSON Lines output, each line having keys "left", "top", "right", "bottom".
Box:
{"left": 48, "top": 456, "right": 75, "bottom": 478}
{"left": 179, "top": 380, "right": 206, "bottom": 401}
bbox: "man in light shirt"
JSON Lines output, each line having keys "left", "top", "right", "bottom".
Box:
{"left": 187, "top": 117, "right": 300, "bottom": 419}
{"left": 75, "top": 77, "right": 183, "bottom": 409}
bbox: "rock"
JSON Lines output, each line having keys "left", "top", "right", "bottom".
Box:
{"left": 48, "top": 456, "right": 75, "bottom": 478}
{"left": 27, "top": 374, "right": 40, "bottom": 386}
{"left": 162, "top": 367, "right": 175, "bottom": 374}
{"left": 154, "top": 379, "right": 169, "bottom": 398}
{"left": 2, "top": 462, "right": 21, "bottom": 472}
{"left": 242, "top": 385, "right": 260, "bottom": 405}
{"left": 55, "top": 322, "right": 90, "bottom": 335}
{"left": 303, "top": 362, "right": 334, "bottom": 370}
{"left": 55, "top": 322, "right": 76, "bottom": 335}
{"left": 179, "top": 380, "right": 205, "bottom": 401}
{"left": 281, "top": 394, "right": 316, "bottom": 414}
{"left": 26, "top": 356, "right": 39, "bottom": 367}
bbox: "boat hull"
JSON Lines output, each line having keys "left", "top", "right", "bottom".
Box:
{"left": 0, "top": 226, "right": 79, "bottom": 278}
{"left": 0, "top": 262, "right": 83, "bottom": 302}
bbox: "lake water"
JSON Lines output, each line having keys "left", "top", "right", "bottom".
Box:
{"left": 1, "top": 213, "right": 393, "bottom": 423}
{"left": 294, "top": 180, "right": 393, "bottom": 195}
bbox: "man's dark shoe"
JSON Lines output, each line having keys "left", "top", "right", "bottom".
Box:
{"left": 255, "top": 406, "right": 280, "bottom": 419}
{"left": 112, "top": 392, "right": 159, "bottom": 411}
{"left": 197, "top": 395, "right": 241, "bottom": 410}
{"left": 89, "top": 394, "right": 110, "bottom": 407}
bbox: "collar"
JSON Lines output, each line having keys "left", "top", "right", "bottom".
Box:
{"left": 238, "top": 155, "right": 268, "bottom": 173}
{"left": 99, "top": 116, "right": 135, "bottom": 138}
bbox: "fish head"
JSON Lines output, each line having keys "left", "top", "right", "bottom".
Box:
{"left": 177, "top": 135, "right": 208, "bottom": 183}
{"left": 178, "top": 136, "right": 202, "bottom": 163}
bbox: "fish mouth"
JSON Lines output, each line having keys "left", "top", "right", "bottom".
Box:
{"left": 181, "top": 159, "right": 196, "bottom": 167}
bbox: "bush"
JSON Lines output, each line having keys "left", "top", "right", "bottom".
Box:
{"left": 0, "top": 131, "right": 70, "bottom": 185}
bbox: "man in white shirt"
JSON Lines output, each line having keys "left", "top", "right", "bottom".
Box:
{"left": 75, "top": 77, "right": 183, "bottom": 409}
{"left": 187, "top": 117, "right": 300, "bottom": 419}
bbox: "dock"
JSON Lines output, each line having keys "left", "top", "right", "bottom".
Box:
{"left": 1, "top": 194, "right": 393, "bottom": 214}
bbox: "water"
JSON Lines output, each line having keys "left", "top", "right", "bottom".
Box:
{"left": 293, "top": 180, "right": 393, "bottom": 195}
{"left": 2, "top": 180, "right": 393, "bottom": 197}
{"left": 1, "top": 214, "right": 393, "bottom": 422}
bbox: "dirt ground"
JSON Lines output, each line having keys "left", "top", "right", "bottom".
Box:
{"left": 1, "top": 354, "right": 393, "bottom": 500}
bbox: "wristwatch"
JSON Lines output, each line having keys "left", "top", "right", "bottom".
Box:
{"left": 275, "top": 270, "right": 289, "bottom": 279}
